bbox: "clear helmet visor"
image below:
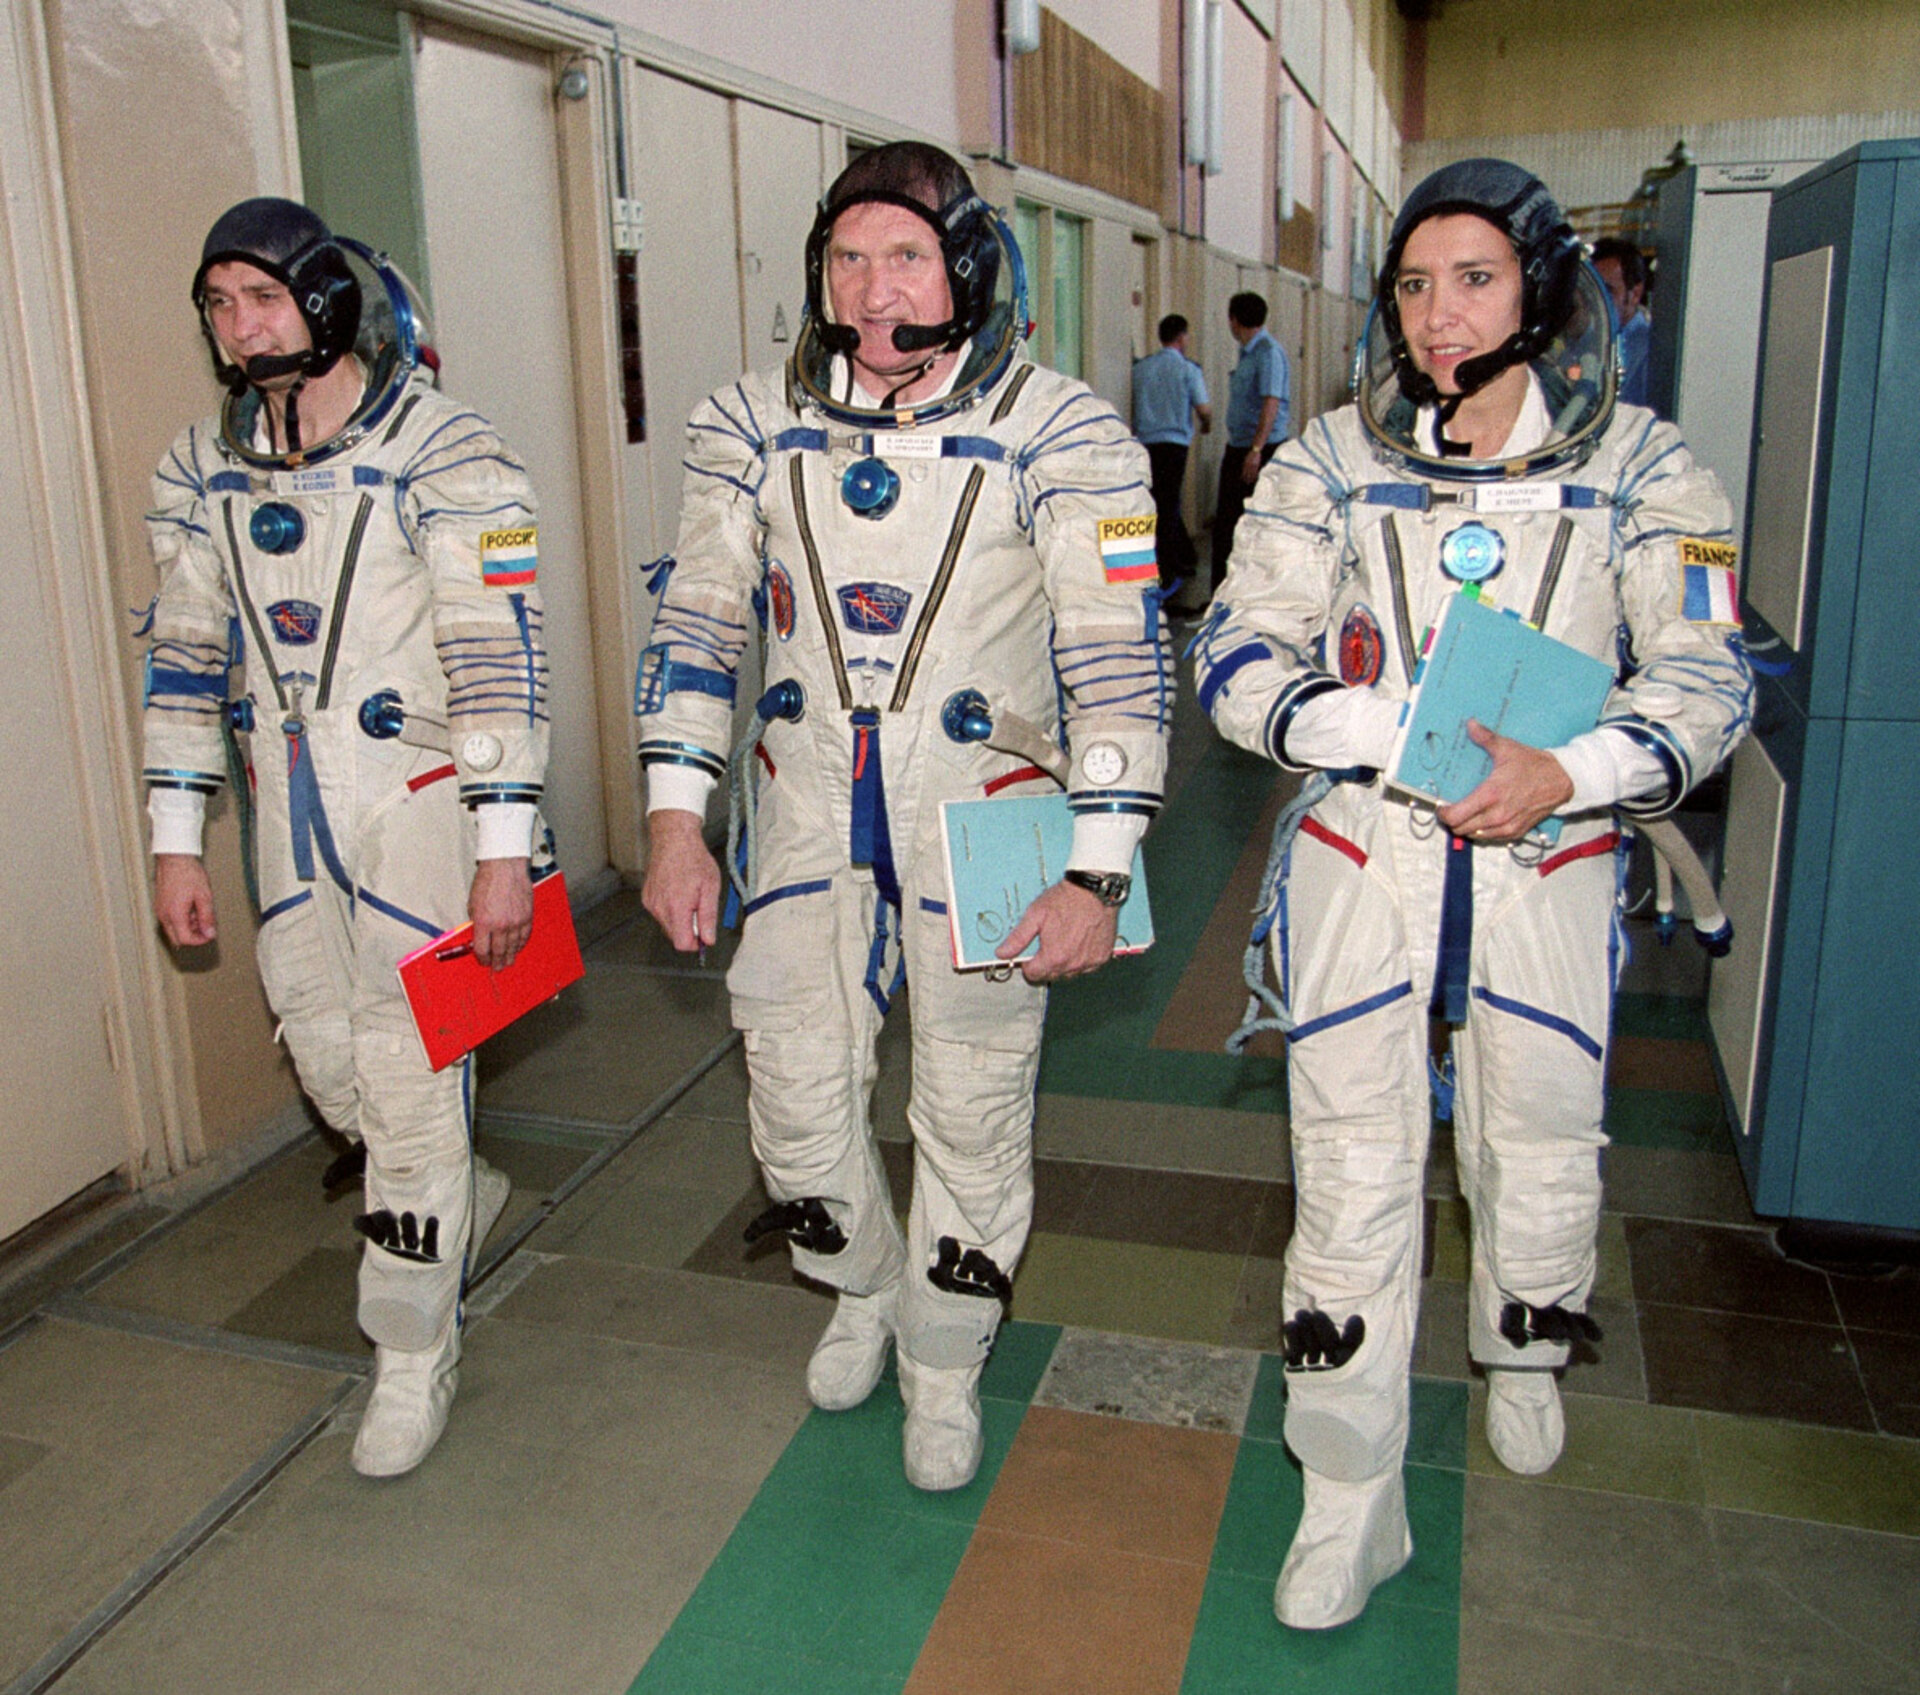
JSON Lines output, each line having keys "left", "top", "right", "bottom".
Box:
{"left": 789, "top": 205, "right": 1030, "bottom": 427}
{"left": 217, "top": 238, "right": 422, "bottom": 469}
{"left": 1354, "top": 257, "right": 1620, "bottom": 481}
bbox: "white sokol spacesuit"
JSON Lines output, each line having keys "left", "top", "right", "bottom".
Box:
{"left": 144, "top": 202, "right": 548, "bottom": 1476}
{"left": 641, "top": 149, "right": 1169, "bottom": 1489}
{"left": 1194, "top": 161, "right": 1751, "bottom": 1626}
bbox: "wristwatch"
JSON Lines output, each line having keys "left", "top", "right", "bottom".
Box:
{"left": 1063, "top": 868, "right": 1132, "bottom": 908}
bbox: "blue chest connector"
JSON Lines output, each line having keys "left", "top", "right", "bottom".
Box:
{"left": 250, "top": 501, "right": 307, "bottom": 555}
{"left": 841, "top": 457, "right": 900, "bottom": 520}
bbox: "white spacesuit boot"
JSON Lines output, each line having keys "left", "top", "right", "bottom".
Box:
{"left": 1274, "top": 1467, "right": 1412, "bottom": 1630}
{"left": 471, "top": 1154, "right": 512, "bottom": 1256}
{"left": 807, "top": 1281, "right": 900, "bottom": 1412}
{"left": 897, "top": 1350, "right": 985, "bottom": 1492}
{"left": 352, "top": 1303, "right": 460, "bottom": 1478}
{"left": 1485, "top": 1368, "right": 1564, "bottom": 1475}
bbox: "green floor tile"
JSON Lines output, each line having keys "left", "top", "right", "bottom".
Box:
{"left": 816, "top": 1516, "right": 977, "bottom": 1677}
{"left": 979, "top": 1318, "right": 1060, "bottom": 1402}
{"left": 1012, "top": 1232, "right": 1244, "bottom": 1343}
{"left": 1409, "top": 1378, "right": 1470, "bottom": 1471}
{"left": 1696, "top": 1411, "right": 1920, "bottom": 1536}
{"left": 751, "top": 1391, "right": 1025, "bottom": 1526}
{"left": 1209, "top": 1431, "right": 1298, "bottom": 1581}
{"left": 1245, "top": 1352, "right": 1287, "bottom": 1444}
{"left": 629, "top": 1629, "right": 905, "bottom": 1695}
{"left": 1604, "top": 1085, "right": 1733, "bottom": 1153}
{"left": 1613, "top": 992, "right": 1709, "bottom": 1041}
{"left": 1179, "top": 1566, "right": 1459, "bottom": 1694}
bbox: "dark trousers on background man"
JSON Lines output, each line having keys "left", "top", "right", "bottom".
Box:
{"left": 1146, "top": 442, "right": 1195, "bottom": 589}
{"left": 1209, "top": 442, "right": 1279, "bottom": 600}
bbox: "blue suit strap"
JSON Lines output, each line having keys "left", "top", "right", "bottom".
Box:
{"left": 765, "top": 427, "right": 830, "bottom": 455}
{"left": 207, "top": 470, "right": 251, "bottom": 493}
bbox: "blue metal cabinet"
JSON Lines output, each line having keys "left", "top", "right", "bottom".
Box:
{"left": 1707, "top": 141, "right": 1920, "bottom": 1243}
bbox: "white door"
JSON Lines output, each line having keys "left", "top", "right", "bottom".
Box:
{"left": 733, "top": 101, "right": 825, "bottom": 382}
{"left": 0, "top": 302, "right": 131, "bottom": 1240}
{"left": 410, "top": 22, "right": 609, "bottom": 888}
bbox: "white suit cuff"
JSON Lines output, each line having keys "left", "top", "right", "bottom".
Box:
{"left": 474, "top": 800, "right": 538, "bottom": 860}
{"left": 1068, "top": 811, "right": 1146, "bottom": 875}
{"left": 647, "top": 764, "right": 717, "bottom": 817}
{"left": 1554, "top": 729, "right": 1670, "bottom": 813}
{"left": 1288, "top": 688, "right": 1402, "bottom": 770}
{"left": 148, "top": 787, "right": 207, "bottom": 857}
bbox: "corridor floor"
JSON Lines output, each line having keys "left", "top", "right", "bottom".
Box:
{"left": 2, "top": 715, "right": 1918, "bottom": 1695}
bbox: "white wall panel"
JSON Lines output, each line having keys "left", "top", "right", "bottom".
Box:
{"left": 1321, "top": 0, "right": 1352, "bottom": 144}
{"left": 1352, "top": 59, "right": 1374, "bottom": 182}
{"left": 1050, "top": 0, "right": 1162, "bottom": 88}
{"left": 601, "top": 0, "right": 957, "bottom": 144}
{"left": 1281, "top": 0, "right": 1322, "bottom": 106}
{"left": 1206, "top": 0, "right": 1271, "bottom": 261}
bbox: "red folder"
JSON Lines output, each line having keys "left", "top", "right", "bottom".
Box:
{"left": 397, "top": 871, "right": 585, "bottom": 1070}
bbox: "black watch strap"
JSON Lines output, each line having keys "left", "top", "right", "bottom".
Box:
{"left": 1063, "top": 868, "right": 1131, "bottom": 908}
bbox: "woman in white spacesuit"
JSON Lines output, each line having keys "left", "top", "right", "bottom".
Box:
{"left": 1193, "top": 160, "right": 1751, "bottom": 1628}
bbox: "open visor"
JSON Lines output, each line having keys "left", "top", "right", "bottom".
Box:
{"left": 787, "top": 206, "right": 1030, "bottom": 428}
{"left": 1354, "top": 258, "right": 1620, "bottom": 482}
{"left": 217, "top": 238, "right": 423, "bottom": 470}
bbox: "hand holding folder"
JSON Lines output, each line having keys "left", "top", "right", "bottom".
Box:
{"left": 397, "top": 871, "right": 585, "bottom": 1070}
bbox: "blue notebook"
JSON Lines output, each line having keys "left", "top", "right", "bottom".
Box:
{"left": 938, "top": 792, "right": 1154, "bottom": 970}
{"left": 1387, "top": 591, "right": 1616, "bottom": 836}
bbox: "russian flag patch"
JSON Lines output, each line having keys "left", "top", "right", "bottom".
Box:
{"left": 1678, "top": 538, "right": 1739, "bottom": 625}
{"left": 1097, "top": 514, "right": 1158, "bottom": 584}
{"left": 480, "top": 526, "right": 538, "bottom": 587}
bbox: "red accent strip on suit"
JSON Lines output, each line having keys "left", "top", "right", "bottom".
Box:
{"left": 1300, "top": 814, "right": 1367, "bottom": 869}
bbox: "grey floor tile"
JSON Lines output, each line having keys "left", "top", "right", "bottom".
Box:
{"left": 0, "top": 1318, "right": 344, "bottom": 1688}
{"left": 220, "top": 1244, "right": 366, "bottom": 1354}
{"left": 0, "top": 1200, "right": 169, "bottom": 1335}
{"left": 1033, "top": 1329, "right": 1258, "bottom": 1433}
{"left": 537, "top": 1178, "right": 741, "bottom": 1270}
{"left": 0, "top": 1430, "right": 48, "bottom": 1492}
{"left": 478, "top": 966, "right": 733, "bottom": 1126}
{"left": 87, "top": 1141, "right": 353, "bottom": 1328}
{"left": 492, "top": 1252, "right": 828, "bottom": 1370}
{"left": 1459, "top": 1616, "right": 1781, "bottom": 1695}
{"left": 1413, "top": 1277, "right": 1472, "bottom": 1380}
{"left": 1560, "top": 1292, "right": 1647, "bottom": 1402}
{"left": 1034, "top": 1094, "right": 1291, "bottom": 1180}
{"left": 1222, "top": 1254, "right": 1283, "bottom": 1353}
{"left": 1603, "top": 1143, "right": 1758, "bottom": 1226}
{"left": 1466, "top": 1384, "right": 1700, "bottom": 1502}
{"left": 658, "top": 1040, "right": 751, "bottom": 1123}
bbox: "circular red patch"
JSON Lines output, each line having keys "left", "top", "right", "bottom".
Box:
{"left": 1339, "top": 604, "right": 1385, "bottom": 686}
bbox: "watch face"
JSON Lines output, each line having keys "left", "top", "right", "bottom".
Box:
{"left": 461, "top": 732, "right": 502, "bottom": 772}
{"left": 1081, "top": 740, "right": 1127, "bottom": 786}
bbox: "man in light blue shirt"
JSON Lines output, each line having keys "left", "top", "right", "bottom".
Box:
{"left": 1131, "top": 313, "right": 1212, "bottom": 588}
{"left": 1211, "top": 291, "right": 1290, "bottom": 597}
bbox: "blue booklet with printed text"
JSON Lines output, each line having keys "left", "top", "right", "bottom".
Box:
{"left": 938, "top": 792, "right": 1154, "bottom": 970}
{"left": 1387, "top": 591, "right": 1616, "bottom": 837}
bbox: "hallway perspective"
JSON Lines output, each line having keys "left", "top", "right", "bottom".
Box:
{"left": 3, "top": 701, "right": 1917, "bottom": 1695}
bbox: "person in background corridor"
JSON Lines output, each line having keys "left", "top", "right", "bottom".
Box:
{"left": 1131, "top": 312, "right": 1211, "bottom": 596}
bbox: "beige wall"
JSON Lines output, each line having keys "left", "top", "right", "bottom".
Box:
{"left": 45, "top": 0, "right": 305, "bottom": 1154}
{"left": 1420, "top": 0, "right": 1920, "bottom": 140}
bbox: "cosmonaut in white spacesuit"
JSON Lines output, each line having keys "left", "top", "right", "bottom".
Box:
{"left": 143, "top": 199, "right": 549, "bottom": 1477}
{"left": 640, "top": 143, "right": 1171, "bottom": 1491}
{"left": 1192, "top": 160, "right": 1752, "bottom": 1627}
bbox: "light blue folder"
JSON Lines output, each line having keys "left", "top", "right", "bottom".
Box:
{"left": 938, "top": 792, "right": 1154, "bottom": 970}
{"left": 1387, "top": 591, "right": 1616, "bottom": 839}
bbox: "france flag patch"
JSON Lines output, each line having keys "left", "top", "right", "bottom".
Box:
{"left": 480, "top": 526, "right": 538, "bottom": 587}
{"left": 1678, "top": 538, "right": 1739, "bottom": 626}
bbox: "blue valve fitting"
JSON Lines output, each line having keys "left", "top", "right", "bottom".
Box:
{"left": 756, "top": 678, "right": 806, "bottom": 723}
{"left": 941, "top": 688, "right": 993, "bottom": 745}
{"left": 1694, "top": 919, "right": 1734, "bottom": 958}
{"left": 358, "top": 689, "right": 406, "bottom": 739}
{"left": 226, "top": 698, "right": 255, "bottom": 734}
{"left": 841, "top": 456, "right": 901, "bottom": 520}
{"left": 249, "top": 501, "right": 306, "bottom": 555}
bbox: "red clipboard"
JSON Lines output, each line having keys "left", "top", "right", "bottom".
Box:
{"left": 397, "top": 871, "right": 585, "bottom": 1070}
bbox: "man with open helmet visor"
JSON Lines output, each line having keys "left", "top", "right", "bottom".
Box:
{"left": 1191, "top": 158, "right": 1751, "bottom": 1628}
{"left": 145, "top": 197, "right": 549, "bottom": 1478}
{"left": 641, "top": 142, "right": 1169, "bottom": 1494}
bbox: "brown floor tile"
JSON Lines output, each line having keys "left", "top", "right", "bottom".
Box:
{"left": 1071, "top": 1167, "right": 1272, "bottom": 1255}
{"left": 978, "top": 1405, "right": 1237, "bottom": 1562}
{"left": 1852, "top": 1327, "right": 1920, "bottom": 1439}
{"left": 1625, "top": 1217, "right": 1839, "bottom": 1324}
{"left": 905, "top": 1526, "right": 1206, "bottom": 1695}
{"left": 1638, "top": 1303, "right": 1874, "bottom": 1430}
{"left": 1245, "top": 1183, "right": 1295, "bottom": 1261}
{"left": 1830, "top": 1263, "right": 1920, "bottom": 1338}
{"left": 1607, "top": 1033, "right": 1720, "bottom": 1094}
{"left": 1030, "top": 1157, "right": 1100, "bottom": 1235}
